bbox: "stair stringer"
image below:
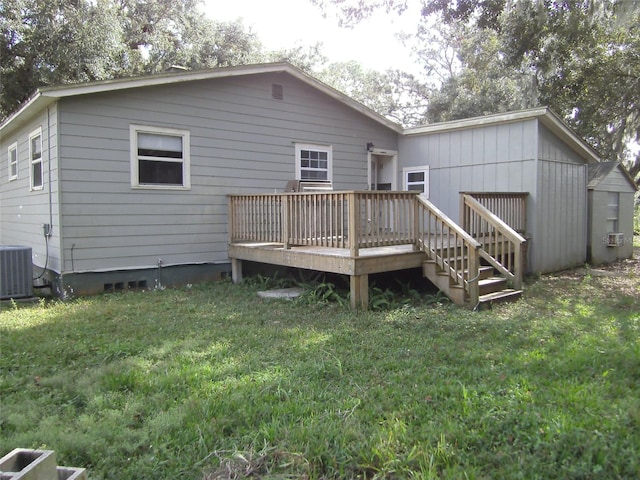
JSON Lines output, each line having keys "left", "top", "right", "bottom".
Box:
{"left": 422, "top": 260, "right": 467, "bottom": 306}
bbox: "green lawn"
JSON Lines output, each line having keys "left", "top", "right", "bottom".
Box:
{"left": 1, "top": 261, "right": 639, "bottom": 479}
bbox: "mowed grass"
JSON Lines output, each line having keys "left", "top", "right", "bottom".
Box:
{"left": 1, "top": 262, "right": 639, "bottom": 479}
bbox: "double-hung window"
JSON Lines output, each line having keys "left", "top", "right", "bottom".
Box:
{"left": 29, "top": 128, "right": 43, "bottom": 190}
{"left": 403, "top": 166, "right": 429, "bottom": 197}
{"left": 295, "top": 143, "right": 332, "bottom": 181}
{"left": 8, "top": 142, "right": 18, "bottom": 181}
{"left": 130, "top": 125, "right": 190, "bottom": 189}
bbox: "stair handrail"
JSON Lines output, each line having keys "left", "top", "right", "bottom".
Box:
{"left": 415, "top": 195, "right": 481, "bottom": 306}
{"left": 461, "top": 194, "right": 527, "bottom": 289}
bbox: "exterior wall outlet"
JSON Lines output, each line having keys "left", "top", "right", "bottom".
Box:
{"left": 43, "top": 223, "right": 52, "bottom": 237}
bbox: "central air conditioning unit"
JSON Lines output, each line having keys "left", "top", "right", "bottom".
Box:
{"left": 606, "top": 232, "right": 625, "bottom": 247}
{"left": 0, "top": 245, "right": 33, "bottom": 299}
{"left": 285, "top": 180, "right": 333, "bottom": 192}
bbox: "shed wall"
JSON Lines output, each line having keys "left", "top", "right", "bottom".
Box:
{"left": 587, "top": 167, "right": 636, "bottom": 264}
{"left": 0, "top": 105, "right": 61, "bottom": 275}
{"left": 57, "top": 72, "right": 398, "bottom": 273}
{"left": 533, "top": 159, "right": 588, "bottom": 272}
{"left": 398, "top": 120, "right": 538, "bottom": 229}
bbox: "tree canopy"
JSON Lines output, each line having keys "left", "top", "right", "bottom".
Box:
{"left": 0, "top": 0, "right": 263, "bottom": 117}
{"left": 313, "top": 0, "right": 640, "bottom": 183}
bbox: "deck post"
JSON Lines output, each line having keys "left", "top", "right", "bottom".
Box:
{"left": 467, "top": 248, "right": 480, "bottom": 307}
{"left": 350, "top": 274, "right": 369, "bottom": 310}
{"left": 348, "top": 193, "right": 359, "bottom": 257}
{"left": 282, "top": 194, "right": 290, "bottom": 249}
{"left": 413, "top": 198, "right": 420, "bottom": 251}
{"left": 231, "top": 258, "right": 243, "bottom": 284}
{"left": 513, "top": 241, "right": 524, "bottom": 290}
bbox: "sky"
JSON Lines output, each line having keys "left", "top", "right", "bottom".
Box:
{"left": 201, "top": 0, "right": 421, "bottom": 73}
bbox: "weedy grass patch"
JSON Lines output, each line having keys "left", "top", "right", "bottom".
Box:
{"left": 1, "top": 262, "right": 638, "bottom": 479}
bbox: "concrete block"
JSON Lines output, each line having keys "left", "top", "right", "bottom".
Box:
{"left": 257, "top": 287, "right": 304, "bottom": 299}
{"left": 56, "top": 467, "right": 87, "bottom": 480}
{"left": 0, "top": 449, "right": 57, "bottom": 480}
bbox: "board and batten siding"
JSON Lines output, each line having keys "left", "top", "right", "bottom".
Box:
{"left": 0, "top": 105, "right": 61, "bottom": 274}
{"left": 399, "top": 118, "right": 593, "bottom": 274}
{"left": 57, "top": 72, "right": 398, "bottom": 272}
{"left": 532, "top": 124, "right": 588, "bottom": 273}
{"left": 398, "top": 119, "right": 538, "bottom": 231}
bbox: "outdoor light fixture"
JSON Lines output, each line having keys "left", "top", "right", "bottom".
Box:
{"left": 366, "top": 142, "right": 374, "bottom": 152}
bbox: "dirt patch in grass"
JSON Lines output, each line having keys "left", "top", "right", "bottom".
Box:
{"left": 532, "top": 241, "right": 639, "bottom": 303}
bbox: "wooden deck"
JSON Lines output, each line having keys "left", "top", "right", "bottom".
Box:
{"left": 228, "top": 191, "right": 527, "bottom": 310}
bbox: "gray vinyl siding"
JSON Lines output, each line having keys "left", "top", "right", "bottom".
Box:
{"left": 0, "top": 105, "right": 61, "bottom": 273}
{"left": 587, "top": 168, "right": 636, "bottom": 264}
{"left": 57, "top": 73, "right": 397, "bottom": 272}
{"left": 399, "top": 120, "right": 538, "bottom": 227}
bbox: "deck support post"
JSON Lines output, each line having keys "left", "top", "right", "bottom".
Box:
{"left": 231, "top": 258, "right": 243, "bottom": 284}
{"left": 350, "top": 274, "right": 369, "bottom": 310}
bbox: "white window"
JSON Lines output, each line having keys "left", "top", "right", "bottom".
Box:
{"left": 295, "top": 143, "right": 332, "bottom": 181}
{"left": 8, "top": 142, "right": 17, "bottom": 181}
{"left": 403, "top": 166, "right": 429, "bottom": 197}
{"left": 29, "top": 128, "right": 43, "bottom": 190}
{"left": 130, "top": 125, "right": 190, "bottom": 189}
{"left": 607, "top": 192, "right": 619, "bottom": 232}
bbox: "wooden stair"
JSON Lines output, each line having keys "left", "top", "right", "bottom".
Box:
{"left": 423, "top": 253, "right": 522, "bottom": 309}
{"left": 414, "top": 195, "right": 526, "bottom": 310}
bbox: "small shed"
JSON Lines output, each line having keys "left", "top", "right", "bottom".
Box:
{"left": 587, "top": 162, "right": 637, "bottom": 265}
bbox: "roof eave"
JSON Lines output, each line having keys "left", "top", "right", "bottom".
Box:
{"left": 537, "top": 109, "right": 601, "bottom": 164}
{"left": 0, "top": 92, "right": 57, "bottom": 137}
{"left": 1, "top": 62, "right": 402, "bottom": 137}
{"left": 402, "top": 107, "right": 550, "bottom": 136}
{"left": 402, "top": 107, "right": 602, "bottom": 164}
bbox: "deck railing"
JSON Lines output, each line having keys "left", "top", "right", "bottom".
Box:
{"left": 415, "top": 196, "right": 481, "bottom": 306}
{"left": 228, "top": 191, "right": 419, "bottom": 256}
{"left": 461, "top": 194, "right": 527, "bottom": 289}
{"left": 461, "top": 192, "right": 528, "bottom": 234}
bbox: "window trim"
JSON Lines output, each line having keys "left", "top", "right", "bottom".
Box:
{"left": 606, "top": 191, "right": 619, "bottom": 233}
{"left": 295, "top": 143, "right": 333, "bottom": 182}
{"left": 8, "top": 141, "right": 18, "bottom": 181}
{"left": 403, "top": 166, "right": 430, "bottom": 198}
{"left": 130, "top": 124, "right": 191, "bottom": 190}
{"left": 29, "top": 127, "right": 43, "bottom": 191}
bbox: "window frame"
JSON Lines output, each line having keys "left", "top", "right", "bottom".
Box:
{"left": 8, "top": 141, "right": 18, "bottom": 181}
{"left": 29, "top": 128, "right": 43, "bottom": 191}
{"left": 130, "top": 124, "right": 191, "bottom": 190}
{"left": 606, "top": 191, "right": 619, "bottom": 233}
{"left": 403, "top": 166, "right": 429, "bottom": 198}
{"left": 295, "top": 143, "right": 333, "bottom": 182}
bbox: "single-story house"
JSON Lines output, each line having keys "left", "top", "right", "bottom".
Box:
{"left": 0, "top": 62, "right": 634, "bottom": 302}
{"left": 587, "top": 162, "right": 637, "bottom": 265}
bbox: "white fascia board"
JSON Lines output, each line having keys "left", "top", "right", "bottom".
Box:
{"left": 403, "top": 107, "right": 550, "bottom": 136}
{"left": 0, "top": 92, "right": 54, "bottom": 137}
{"left": 403, "top": 106, "right": 601, "bottom": 164}
{"left": 39, "top": 63, "right": 291, "bottom": 98}
{"left": 537, "top": 109, "right": 601, "bottom": 164}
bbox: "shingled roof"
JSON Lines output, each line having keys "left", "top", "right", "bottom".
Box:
{"left": 587, "top": 161, "right": 638, "bottom": 191}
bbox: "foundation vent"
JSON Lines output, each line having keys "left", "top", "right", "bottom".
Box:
{"left": 0, "top": 245, "right": 33, "bottom": 299}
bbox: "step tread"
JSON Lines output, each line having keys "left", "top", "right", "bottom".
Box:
{"left": 478, "top": 289, "right": 522, "bottom": 303}
{"left": 478, "top": 276, "right": 507, "bottom": 286}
